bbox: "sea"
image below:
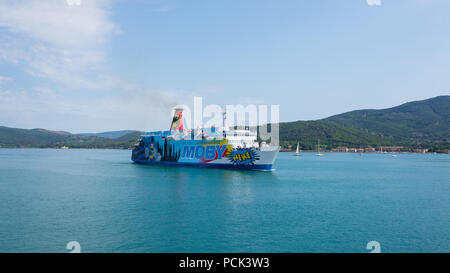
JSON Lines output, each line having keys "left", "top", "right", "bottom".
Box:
{"left": 0, "top": 149, "right": 449, "bottom": 253}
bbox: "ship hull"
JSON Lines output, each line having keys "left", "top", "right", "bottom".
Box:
{"left": 133, "top": 161, "right": 275, "bottom": 171}
{"left": 131, "top": 136, "right": 279, "bottom": 171}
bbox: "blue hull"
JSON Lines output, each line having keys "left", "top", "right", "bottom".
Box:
{"left": 133, "top": 160, "right": 273, "bottom": 171}
{"left": 131, "top": 134, "right": 279, "bottom": 171}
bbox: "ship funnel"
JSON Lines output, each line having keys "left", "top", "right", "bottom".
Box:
{"left": 170, "top": 105, "right": 185, "bottom": 131}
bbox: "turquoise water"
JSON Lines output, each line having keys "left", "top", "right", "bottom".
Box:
{"left": 0, "top": 149, "right": 449, "bottom": 253}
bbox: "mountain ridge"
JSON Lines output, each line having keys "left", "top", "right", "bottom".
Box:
{"left": 1, "top": 96, "right": 449, "bottom": 151}
{"left": 76, "top": 130, "right": 138, "bottom": 139}
{"left": 323, "top": 95, "right": 450, "bottom": 141}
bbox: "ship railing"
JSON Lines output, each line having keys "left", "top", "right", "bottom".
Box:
{"left": 144, "top": 129, "right": 225, "bottom": 141}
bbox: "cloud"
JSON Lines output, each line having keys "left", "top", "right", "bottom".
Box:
{"left": 0, "top": 85, "right": 184, "bottom": 132}
{"left": 0, "top": 0, "right": 115, "bottom": 48}
{"left": 153, "top": 4, "right": 176, "bottom": 12}
{"left": 0, "top": 0, "right": 183, "bottom": 131}
{"left": 366, "top": 0, "right": 381, "bottom": 6}
{"left": 0, "top": 76, "right": 13, "bottom": 83}
{"left": 0, "top": 0, "right": 117, "bottom": 87}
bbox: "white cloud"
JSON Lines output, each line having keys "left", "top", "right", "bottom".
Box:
{"left": 0, "top": 0, "right": 117, "bottom": 87}
{"left": 366, "top": 0, "right": 381, "bottom": 6}
{"left": 0, "top": 0, "right": 115, "bottom": 48}
{"left": 0, "top": 0, "right": 183, "bottom": 131}
{"left": 0, "top": 76, "right": 13, "bottom": 83}
{"left": 66, "top": 0, "right": 82, "bottom": 7}
{"left": 0, "top": 85, "right": 185, "bottom": 132}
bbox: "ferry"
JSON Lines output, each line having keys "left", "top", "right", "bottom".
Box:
{"left": 131, "top": 106, "right": 280, "bottom": 170}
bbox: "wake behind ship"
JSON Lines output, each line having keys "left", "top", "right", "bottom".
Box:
{"left": 131, "top": 106, "right": 280, "bottom": 170}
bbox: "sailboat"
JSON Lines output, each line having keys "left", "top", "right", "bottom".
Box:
{"left": 293, "top": 142, "right": 301, "bottom": 156}
{"left": 316, "top": 139, "right": 324, "bottom": 156}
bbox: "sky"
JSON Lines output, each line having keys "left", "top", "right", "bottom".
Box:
{"left": 0, "top": 0, "right": 449, "bottom": 133}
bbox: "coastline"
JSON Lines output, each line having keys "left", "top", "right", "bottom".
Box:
{"left": 1, "top": 147, "right": 448, "bottom": 154}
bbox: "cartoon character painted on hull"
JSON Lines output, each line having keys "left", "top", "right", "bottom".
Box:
{"left": 131, "top": 140, "right": 146, "bottom": 161}
{"left": 227, "top": 147, "right": 260, "bottom": 166}
{"left": 134, "top": 137, "right": 261, "bottom": 166}
{"left": 132, "top": 137, "right": 158, "bottom": 161}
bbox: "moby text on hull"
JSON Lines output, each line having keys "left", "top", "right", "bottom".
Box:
{"left": 131, "top": 106, "right": 280, "bottom": 171}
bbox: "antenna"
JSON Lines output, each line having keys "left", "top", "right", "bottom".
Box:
{"left": 222, "top": 110, "right": 227, "bottom": 138}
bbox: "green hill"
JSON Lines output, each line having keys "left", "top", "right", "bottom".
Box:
{"left": 274, "top": 95, "right": 450, "bottom": 151}
{"left": 325, "top": 96, "right": 450, "bottom": 142}
{"left": 277, "top": 120, "right": 394, "bottom": 150}
{"left": 77, "top": 130, "right": 138, "bottom": 139}
{"left": 0, "top": 126, "right": 78, "bottom": 147}
{"left": 1, "top": 96, "right": 449, "bottom": 151}
{"left": 0, "top": 126, "right": 143, "bottom": 149}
